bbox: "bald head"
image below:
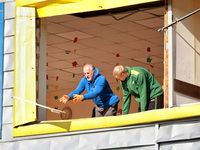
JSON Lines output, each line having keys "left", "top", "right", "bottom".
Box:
{"left": 83, "top": 64, "right": 95, "bottom": 71}
{"left": 113, "top": 65, "right": 127, "bottom": 76}
{"left": 113, "top": 65, "right": 128, "bottom": 81}
{"left": 83, "top": 64, "right": 95, "bottom": 81}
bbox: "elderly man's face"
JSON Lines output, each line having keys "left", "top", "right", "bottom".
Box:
{"left": 83, "top": 66, "right": 95, "bottom": 81}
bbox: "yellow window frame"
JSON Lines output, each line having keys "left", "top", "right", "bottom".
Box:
{"left": 16, "top": 0, "right": 164, "bottom": 18}
{"left": 13, "top": 2, "right": 200, "bottom": 137}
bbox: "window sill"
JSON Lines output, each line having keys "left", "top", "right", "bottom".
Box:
{"left": 13, "top": 103, "right": 200, "bottom": 137}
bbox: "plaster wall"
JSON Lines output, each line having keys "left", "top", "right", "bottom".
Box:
{"left": 46, "top": 82, "right": 140, "bottom": 120}
{"left": 172, "top": 0, "right": 200, "bottom": 105}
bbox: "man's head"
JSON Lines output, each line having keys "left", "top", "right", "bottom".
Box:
{"left": 113, "top": 65, "right": 128, "bottom": 81}
{"left": 83, "top": 64, "right": 95, "bottom": 81}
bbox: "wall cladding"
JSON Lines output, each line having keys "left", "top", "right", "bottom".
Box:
{"left": 2, "top": 1, "right": 15, "bottom": 142}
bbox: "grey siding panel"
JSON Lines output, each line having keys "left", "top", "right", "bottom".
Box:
{"left": 4, "top": 1, "right": 15, "bottom": 19}
{"left": 1, "top": 124, "right": 13, "bottom": 142}
{"left": 3, "top": 71, "right": 14, "bottom": 89}
{"left": 0, "top": 125, "right": 156, "bottom": 150}
{"left": 4, "top": 19, "right": 15, "bottom": 37}
{"left": 157, "top": 121, "right": 200, "bottom": 143}
{"left": 3, "top": 53, "right": 14, "bottom": 71}
{"left": 2, "top": 106, "right": 13, "bottom": 124}
{"left": 4, "top": 36, "right": 14, "bottom": 54}
{"left": 3, "top": 89, "right": 13, "bottom": 106}
{"left": 160, "top": 139, "right": 200, "bottom": 150}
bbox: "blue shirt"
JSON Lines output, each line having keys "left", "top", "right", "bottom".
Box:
{"left": 68, "top": 67, "right": 119, "bottom": 107}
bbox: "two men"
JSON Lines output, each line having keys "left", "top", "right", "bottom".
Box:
{"left": 60, "top": 64, "right": 119, "bottom": 117}
{"left": 60, "top": 64, "right": 164, "bottom": 117}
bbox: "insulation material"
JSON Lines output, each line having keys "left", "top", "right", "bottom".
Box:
{"left": 0, "top": 2, "right": 4, "bottom": 139}
{"left": 14, "top": 7, "right": 36, "bottom": 127}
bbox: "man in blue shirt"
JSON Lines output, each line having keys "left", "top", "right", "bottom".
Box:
{"left": 60, "top": 64, "right": 119, "bottom": 117}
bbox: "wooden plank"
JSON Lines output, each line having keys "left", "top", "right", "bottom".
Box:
{"left": 174, "top": 79, "right": 200, "bottom": 99}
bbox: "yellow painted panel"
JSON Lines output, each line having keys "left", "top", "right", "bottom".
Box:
{"left": 13, "top": 103, "right": 200, "bottom": 137}
{"left": 16, "top": 0, "right": 163, "bottom": 18}
{"left": 14, "top": 7, "right": 36, "bottom": 127}
{"left": 16, "top": 0, "right": 46, "bottom": 7}
{"left": 16, "top": 0, "right": 81, "bottom": 7}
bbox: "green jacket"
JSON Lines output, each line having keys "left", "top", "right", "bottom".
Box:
{"left": 120, "top": 67, "right": 163, "bottom": 114}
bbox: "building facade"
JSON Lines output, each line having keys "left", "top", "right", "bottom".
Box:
{"left": 1, "top": 0, "right": 200, "bottom": 149}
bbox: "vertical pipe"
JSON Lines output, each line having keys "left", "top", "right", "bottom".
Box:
{"left": 168, "top": 0, "right": 173, "bottom": 107}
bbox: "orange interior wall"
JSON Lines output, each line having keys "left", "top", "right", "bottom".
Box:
{"left": 46, "top": 77, "right": 163, "bottom": 120}
{"left": 46, "top": 82, "right": 141, "bottom": 120}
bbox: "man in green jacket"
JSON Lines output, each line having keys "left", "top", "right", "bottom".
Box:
{"left": 113, "top": 65, "right": 164, "bottom": 114}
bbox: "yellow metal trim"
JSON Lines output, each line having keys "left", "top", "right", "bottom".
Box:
{"left": 16, "top": 0, "right": 163, "bottom": 18}
{"left": 16, "top": 0, "right": 81, "bottom": 7}
{"left": 13, "top": 103, "right": 200, "bottom": 137}
{"left": 14, "top": 7, "right": 37, "bottom": 127}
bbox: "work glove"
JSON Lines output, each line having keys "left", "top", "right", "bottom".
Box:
{"left": 73, "top": 94, "right": 84, "bottom": 103}
{"left": 59, "top": 95, "right": 69, "bottom": 104}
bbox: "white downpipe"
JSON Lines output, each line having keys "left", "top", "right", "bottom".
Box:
{"left": 168, "top": 0, "right": 173, "bottom": 108}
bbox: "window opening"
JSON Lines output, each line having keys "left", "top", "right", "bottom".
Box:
{"left": 43, "top": 6, "right": 165, "bottom": 121}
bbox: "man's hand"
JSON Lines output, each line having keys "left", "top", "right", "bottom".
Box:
{"left": 73, "top": 94, "right": 84, "bottom": 103}
{"left": 59, "top": 95, "right": 69, "bottom": 104}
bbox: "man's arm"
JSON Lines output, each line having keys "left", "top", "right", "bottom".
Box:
{"left": 67, "top": 78, "right": 85, "bottom": 99}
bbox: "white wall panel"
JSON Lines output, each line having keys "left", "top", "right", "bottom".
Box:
{"left": 3, "top": 71, "right": 14, "bottom": 89}
{"left": 4, "top": 19, "right": 15, "bottom": 36}
{"left": 160, "top": 140, "right": 200, "bottom": 150}
{"left": 3, "top": 54, "right": 14, "bottom": 71}
{"left": 3, "top": 89, "right": 13, "bottom": 106}
{"left": 0, "top": 142, "right": 17, "bottom": 150}
{"left": 4, "top": 36, "right": 14, "bottom": 54}
{"left": 157, "top": 121, "right": 200, "bottom": 143}
{"left": 2, "top": 107, "right": 13, "bottom": 124}
{"left": 1, "top": 124, "right": 13, "bottom": 141}
{"left": 4, "top": 1, "right": 15, "bottom": 19}
{"left": 0, "top": 0, "right": 14, "bottom": 2}
{"left": 0, "top": 125, "right": 156, "bottom": 150}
